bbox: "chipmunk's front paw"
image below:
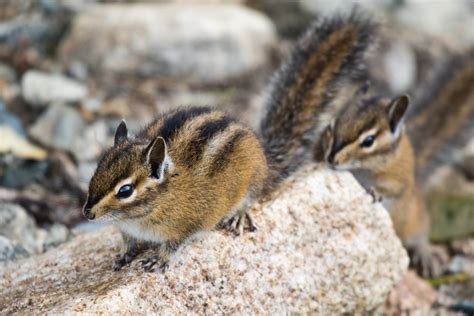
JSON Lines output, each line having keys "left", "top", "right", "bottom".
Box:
{"left": 140, "top": 255, "right": 169, "bottom": 273}
{"left": 219, "top": 211, "right": 257, "bottom": 236}
{"left": 410, "top": 244, "right": 448, "bottom": 279}
{"left": 113, "top": 252, "right": 136, "bottom": 271}
{"left": 367, "top": 186, "right": 383, "bottom": 203}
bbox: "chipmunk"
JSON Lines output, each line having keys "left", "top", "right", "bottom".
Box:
{"left": 317, "top": 94, "right": 445, "bottom": 277}
{"left": 83, "top": 13, "right": 375, "bottom": 272}
{"left": 317, "top": 49, "right": 474, "bottom": 278}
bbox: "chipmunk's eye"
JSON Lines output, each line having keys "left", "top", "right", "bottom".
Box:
{"left": 361, "top": 135, "right": 375, "bottom": 148}
{"left": 117, "top": 184, "right": 134, "bottom": 199}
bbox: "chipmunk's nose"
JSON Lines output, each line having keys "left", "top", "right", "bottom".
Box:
{"left": 83, "top": 206, "right": 95, "bottom": 220}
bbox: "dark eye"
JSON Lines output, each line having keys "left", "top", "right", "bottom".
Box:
{"left": 117, "top": 184, "right": 134, "bottom": 199}
{"left": 361, "top": 135, "right": 375, "bottom": 148}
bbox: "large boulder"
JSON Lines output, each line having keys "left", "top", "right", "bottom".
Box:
{"left": 0, "top": 166, "right": 408, "bottom": 314}
{"left": 59, "top": 3, "right": 277, "bottom": 85}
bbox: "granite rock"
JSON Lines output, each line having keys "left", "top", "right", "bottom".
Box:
{"left": 59, "top": 3, "right": 277, "bottom": 85}
{"left": 0, "top": 166, "right": 408, "bottom": 314}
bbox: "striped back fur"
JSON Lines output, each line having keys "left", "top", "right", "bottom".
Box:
{"left": 85, "top": 106, "right": 267, "bottom": 225}
{"left": 407, "top": 49, "right": 474, "bottom": 180}
{"left": 138, "top": 107, "right": 255, "bottom": 175}
{"left": 260, "top": 12, "right": 376, "bottom": 186}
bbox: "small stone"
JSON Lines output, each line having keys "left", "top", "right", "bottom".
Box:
{"left": 0, "top": 3, "right": 72, "bottom": 60}
{"left": 448, "top": 255, "right": 473, "bottom": 274}
{"left": 0, "top": 154, "right": 49, "bottom": 188}
{"left": 0, "top": 203, "right": 39, "bottom": 254}
{"left": 0, "top": 125, "right": 47, "bottom": 160}
{"left": 73, "top": 120, "right": 110, "bottom": 161}
{"left": 0, "top": 63, "right": 16, "bottom": 83}
{"left": 451, "top": 238, "right": 474, "bottom": 257}
{"left": 0, "top": 236, "right": 29, "bottom": 263}
{"left": 81, "top": 97, "right": 102, "bottom": 112}
{"left": 0, "top": 100, "right": 26, "bottom": 136}
{"left": 21, "top": 70, "right": 88, "bottom": 107}
{"left": 29, "top": 103, "right": 86, "bottom": 152}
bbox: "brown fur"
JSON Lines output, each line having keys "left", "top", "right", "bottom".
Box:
{"left": 84, "top": 107, "right": 267, "bottom": 271}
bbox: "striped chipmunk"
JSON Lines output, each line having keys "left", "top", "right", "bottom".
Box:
{"left": 82, "top": 13, "right": 375, "bottom": 272}
{"left": 317, "top": 49, "right": 474, "bottom": 278}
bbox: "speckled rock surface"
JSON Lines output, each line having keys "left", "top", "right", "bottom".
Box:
{"left": 0, "top": 166, "right": 408, "bottom": 314}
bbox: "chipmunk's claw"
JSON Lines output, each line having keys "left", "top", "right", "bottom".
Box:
{"left": 219, "top": 211, "right": 257, "bottom": 236}
{"left": 409, "top": 243, "right": 448, "bottom": 279}
{"left": 140, "top": 255, "right": 169, "bottom": 273}
{"left": 368, "top": 186, "right": 383, "bottom": 203}
{"left": 113, "top": 252, "right": 136, "bottom": 271}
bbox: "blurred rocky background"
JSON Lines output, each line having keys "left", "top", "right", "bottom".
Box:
{"left": 0, "top": 0, "right": 473, "bottom": 314}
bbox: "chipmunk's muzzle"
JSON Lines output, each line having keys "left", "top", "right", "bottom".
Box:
{"left": 82, "top": 199, "right": 96, "bottom": 220}
{"left": 83, "top": 206, "right": 95, "bottom": 220}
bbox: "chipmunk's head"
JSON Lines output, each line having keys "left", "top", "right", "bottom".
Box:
{"left": 321, "top": 95, "right": 409, "bottom": 171}
{"left": 82, "top": 121, "right": 175, "bottom": 221}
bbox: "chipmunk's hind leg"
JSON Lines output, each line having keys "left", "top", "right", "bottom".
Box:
{"left": 140, "top": 240, "right": 181, "bottom": 273}
{"left": 113, "top": 233, "right": 148, "bottom": 271}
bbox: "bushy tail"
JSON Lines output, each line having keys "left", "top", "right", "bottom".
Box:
{"left": 259, "top": 12, "right": 376, "bottom": 187}
{"left": 407, "top": 49, "right": 474, "bottom": 180}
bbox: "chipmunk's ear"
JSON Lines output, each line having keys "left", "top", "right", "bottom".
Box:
{"left": 145, "top": 136, "right": 173, "bottom": 182}
{"left": 114, "top": 120, "right": 128, "bottom": 146}
{"left": 387, "top": 95, "right": 409, "bottom": 133}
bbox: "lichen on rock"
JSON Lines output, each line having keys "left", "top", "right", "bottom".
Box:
{"left": 0, "top": 166, "right": 408, "bottom": 314}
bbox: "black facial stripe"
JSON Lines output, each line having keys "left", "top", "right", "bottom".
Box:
{"left": 183, "top": 116, "right": 234, "bottom": 164}
{"left": 330, "top": 138, "right": 350, "bottom": 157}
{"left": 208, "top": 130, "right": 247, "bottom": 176}
{"left": 158, "top": 107, "right": 212, "bottom": 141}
{"left": 84, "top": 195, "right": 100, "bottom": 210}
